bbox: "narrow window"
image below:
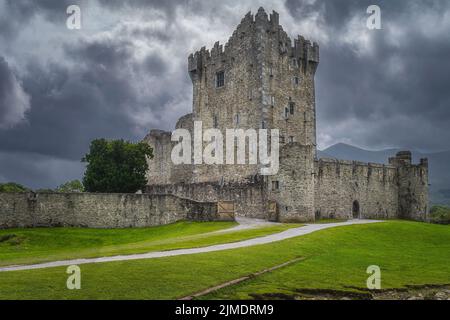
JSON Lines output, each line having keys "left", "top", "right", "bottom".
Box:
{"left": 294, "top": 76, "right": 300, "bottom": 85}
{"left": 272, "top": 181, "right": 280, "bottom": 191}
{"left": 235, "top": 113, "right": 240, "bottom": 126}
{"left": 262, "top": 120, "right": 267, "bottom": 129}
{"left": 289, "top": 102, "right": 295, "bottom": 115}
{"left": 213, "top": 115, "right": 218, "bottom": 128}
{"left": 289, "top": 136, "right": 295, "bottom": 143}
{"left": 271, "top": 95, "right": 275, "bottom": 106}
{"left": 280, "top": 136, "right": 285, "bottom": 144}
{"left": 216, "top": 71, "right": 225, "bottom": 88}
{"left": 269, "top": 65, "right": 274, "bottom": 77}
{"left": 284, "top": 107, "right": 289, "bottom": 118}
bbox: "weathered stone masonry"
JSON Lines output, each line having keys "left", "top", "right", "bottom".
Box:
{"left": 146, "top": 176, "right": 267, "bottom": 219}
{"left": 144, "top": 8, "right": 429, "bottom": 223}
{"left": 0, "top": 192, "right": 217, "bottom": 229}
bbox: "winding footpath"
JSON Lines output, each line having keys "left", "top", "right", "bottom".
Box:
{"left": 0, "top": 219, "right": 382, "bottom": 273}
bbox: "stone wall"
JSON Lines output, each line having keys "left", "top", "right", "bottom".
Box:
{"left": 146, "top": 177, "right": 267, "bottom": 219}
{"left": 143, "top": 130, "right": 174, "bottom": 185}
{"left": 0, "top": 192, "right": 218, "bottom": 229}
{"left": 314, "top": 159, "right": 399, "bottom": 220}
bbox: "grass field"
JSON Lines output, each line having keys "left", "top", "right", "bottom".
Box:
{"left": 0, "top": 221, "right": 298, "bottom": 267}
{"left": 0, "top": 220, "right": 448, "bottom": 300}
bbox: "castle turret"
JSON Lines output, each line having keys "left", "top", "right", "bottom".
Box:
{"left": 269, "top": 143, "right": 316, "bottom": 222}
{"left": 389, "top": 151, "right": 429, "bottom": 221}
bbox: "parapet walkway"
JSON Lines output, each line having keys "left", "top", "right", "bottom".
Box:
{"left": 0, "top": 219, "right": 382, "bottom": 272}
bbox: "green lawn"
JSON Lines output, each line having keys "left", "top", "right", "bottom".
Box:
{"left": 0, "top": 221, "right": 448, "bottom": 300}
{"left": 0, "top": 221, "right": 297, "bottom": 267}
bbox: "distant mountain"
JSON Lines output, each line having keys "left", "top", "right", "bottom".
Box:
{"left": 318, "top": 143, "right": 450, "bottom": 205}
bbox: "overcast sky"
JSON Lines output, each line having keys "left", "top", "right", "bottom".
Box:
{"left": 1, "top": 0, "right": 449, "bottom": 189}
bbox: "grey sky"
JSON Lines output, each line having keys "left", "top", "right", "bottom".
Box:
{"left": 0, "top": 0, "right": 449, "bottom": 188}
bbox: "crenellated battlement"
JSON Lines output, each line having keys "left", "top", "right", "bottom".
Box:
{"left": 388, "top": 150, "right": 429, "bottom": 170}
{"left": 315, "top": 158, "right": 397, "bottom": 183}
{"left": 387, "top": 151, "right": 430, "bottom": 220}
{"left": 188, "top": 7, "right": 319, "bottom": 82}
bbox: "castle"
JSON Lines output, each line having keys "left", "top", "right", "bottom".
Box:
{"left": 144, "top": 8, "right": 429, "bottom": 222}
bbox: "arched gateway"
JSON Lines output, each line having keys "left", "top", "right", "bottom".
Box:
{"left": 352, "top": 200, "right": 360, "bottom": 219}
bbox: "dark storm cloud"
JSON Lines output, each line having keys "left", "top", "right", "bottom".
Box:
{"left": 0, "top": 56, "right": 30, "bottom": 129}
{"left": 97, "top": 0, "right": 181, "bottom": 12}
{"left": 285, "top": 0, "right": 450, "bottom": 151}
{"left": 0, "top": 31, "right": 181, "bottom": 161}
{"left": 0, "top": 151, "right": 85, "bottom": 189}
{"left": 0, "top": 0, "right": 449, "bottom": 189}
{"left": 0, "top": 0, "right": 78, "bottom": 40}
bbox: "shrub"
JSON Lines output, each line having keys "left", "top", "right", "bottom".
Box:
{"left": 429, "top": 205, "right": 450, "bottom": 225}
{"left": 56, "top": 180, "right": 84, "bottom": 193}
{"left": 0, "top": 182, "right": 29, "bottom": 193}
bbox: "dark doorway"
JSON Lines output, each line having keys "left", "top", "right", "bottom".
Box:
{"left": 352, "top": 200, "right": 360, "bottom": 219}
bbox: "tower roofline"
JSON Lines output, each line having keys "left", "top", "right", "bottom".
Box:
{"left": 188, "top": 8, "right": 319, "bottom": 75}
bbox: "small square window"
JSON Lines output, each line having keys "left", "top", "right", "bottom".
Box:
{"left": 272, "top": 181, "right": 280, "bottom": 191}
{"left": 216, "top": 71, "right": 225, "bottom": 88}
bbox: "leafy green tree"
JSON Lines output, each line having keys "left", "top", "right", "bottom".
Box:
{"left": 56, "top": 180, "right": 84, "bottom": 193}
{"left": 0, "top": 182, "right": 29, "bottom": 193}
{"left": 82, "top": 139, "right": 153, "bottom": 193}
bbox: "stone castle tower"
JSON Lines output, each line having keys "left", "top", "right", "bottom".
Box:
{"left": 144, "top": 8, "right": 429, "bottom": 223}
{"left": 146, "top": 8, "right": 319, "bottom": 184}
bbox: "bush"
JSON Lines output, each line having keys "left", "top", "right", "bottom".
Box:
{"left": 56, "top": 180, "right": 84, "bottom": 193}
{"left": 0, "top": 182, "right": 29, "bottom": 193}
{"left": 429, "top": 205, "right": 450, "bottom": 225}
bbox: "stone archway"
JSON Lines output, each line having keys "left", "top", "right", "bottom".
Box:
{"left": 352, "top": 200, "right": 360, "bottom": 219}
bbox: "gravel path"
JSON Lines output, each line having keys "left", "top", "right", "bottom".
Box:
{"left": 0, "top": 219, "right": 382, "bottom": 273}
{"left": 214, "top": 217, "right": 280, "bottom": 233}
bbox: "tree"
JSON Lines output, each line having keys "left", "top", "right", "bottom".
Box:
{"left": 0, "top": 182, "right": 29, "bottom": 193}
{"left": 56, "top": 180, "right": 84, "bottom": 193}
{"left": 82, "top": 139, "right": 153, "bottom": 193}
